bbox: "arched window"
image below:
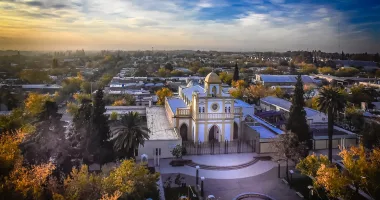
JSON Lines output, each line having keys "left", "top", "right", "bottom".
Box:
{"left": 225, "top": 107, "right": 227, "bottom": 113}
{"left": 228, "top": 107, "right": 231, "bottom": 113}
{"left": 212, "top": 86, "right": 217, "bottom": 97}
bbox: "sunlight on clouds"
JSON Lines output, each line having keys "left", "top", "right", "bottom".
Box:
{"left": 0, "top": 0, "right": 378, "bottom": 52}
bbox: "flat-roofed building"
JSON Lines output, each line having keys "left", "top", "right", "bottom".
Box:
{"left": 254, "top": 74, "right": 317, "bottom": 87}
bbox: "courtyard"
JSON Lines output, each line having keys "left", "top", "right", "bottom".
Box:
{"left": 158, "top": 153, "right": 301, "bottom": 200}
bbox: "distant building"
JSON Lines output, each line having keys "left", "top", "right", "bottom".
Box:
{"left": 314, "top": 74, "right": 378, "bottom": 86}
{"left": 333, "top": 60, "right": 378, "bottom": 70}
{"left": 21, "top": 84, "right": 62, "bottom": 94}
{"left": 260, "top": 96, "right": 327, "bottom": 128}
{"left": 254, "top": 74, "right": 317, "bottom": 87}
{"left": 259, "top": 96, "right": 357, "bottom": 150}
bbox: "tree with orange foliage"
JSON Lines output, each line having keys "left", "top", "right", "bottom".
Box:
{"left": 8, "top": 160, "right": 55, "bottom": 199}
{"left": 156, "top": 87, "right": 173, "bottom": 105}
{"left": 315, "top": 163, "right": 350, "bottom": 199}
{"left": 299, "top": 145, "right": 380, "bottom": 199}
{"left": 0, "top": 129, "right": 55, "bottom": 200}
{"left": 229, "top": 80, "right": 247, "bottom": 100}
{"left": 245, "top": 84, "right": 268, "bottom": 104}
{"left": 25, "top": 93, "right": 53, "bottom": 117}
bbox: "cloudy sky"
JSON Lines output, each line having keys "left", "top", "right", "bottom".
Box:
{"left": 0, "top": 0, "right": 379, "bottom": 52}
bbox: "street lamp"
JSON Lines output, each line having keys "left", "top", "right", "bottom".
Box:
{"left": 196, "top": 165, "right": 200, "bottom": 185}
{"left": 201, "top": 177, "right": 205, "bottom": 197}
{"left": 277, "top": 160, "right": 281, "bottom": 178}
{"left": 289, "top": 170, "right": 294, "bottom": 188}
{"left": 308, "top": 185, "right": 314, "bottom": 200}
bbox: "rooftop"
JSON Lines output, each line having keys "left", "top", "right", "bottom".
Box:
{"left": 258, "top": 75, "right": 315, "bottom": 84}
{"left": 260, "top": 96, "right": 327, "bottom": 118}
{"left": 234, "top": 99, "right": 252, "bottom": 108}
{"left": 146, "top": 107, "right": 179, "bottom": 140}
{"left": 249, "top": 125, "right": 278, "bottom": 139}
{"left": 105, "top": 106, "right": 147, "bottom": 116}
{"left": 205, "top": 72, "right": 222, "bottom": 83}
{"left": 167, "top": 97, "right": 187, "bottom": 114}
{"left": 248, "top": 114, "right": 284, "bottom": 135}
{"left": 182, "top": 85, "right": 205, "bottom": 101}
{"left": 22, "top": 84, "right": 62, "bottom": 89}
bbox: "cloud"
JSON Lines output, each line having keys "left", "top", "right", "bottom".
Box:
{"left": 0, "top": 0, "right": 378, "bottom": 52}
{"left": 269, "top": 0, "right": 285, "bottom": 5}
{"left": 24, "top": 1, "right": 44, "bottom": 7}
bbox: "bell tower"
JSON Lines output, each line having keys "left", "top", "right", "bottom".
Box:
{"left": 204, "top": 72, "right": 222, "bottom": 97}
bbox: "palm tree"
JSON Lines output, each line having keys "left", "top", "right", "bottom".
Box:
{"left": 317, "top": 86, "right": 346, "bottom": 162}
{"left": 110, "top": 112, "right": 150, "bottom": 158}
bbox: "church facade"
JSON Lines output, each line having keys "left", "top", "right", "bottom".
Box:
{"left": 165, "top": 72, "right": 254, "bottom": 142}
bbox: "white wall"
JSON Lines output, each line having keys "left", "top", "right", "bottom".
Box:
{"left": 207, "top": 99, "right": 223, "bottom": 113}
{"left": 198, "top": 124, "right": 205, "bottom": 142}
{"left": 225, "top": 123, "right": 231, "bottom": 141}
{"left": 137, "top": 139, "right": 182, "bottom": 160}
{"left": 308, "top": 113, "right": 327, "bottom": 124}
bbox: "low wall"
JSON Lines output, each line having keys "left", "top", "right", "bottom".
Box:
{"left": 313, "top": 137, "right": 357, "bottom": 150}
{"left": 137, "top": 139, "right": 182, "bottom": 160}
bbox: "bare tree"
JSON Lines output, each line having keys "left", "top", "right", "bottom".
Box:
{"left": 273, "top": 131, "right": 307, "bottom": 181}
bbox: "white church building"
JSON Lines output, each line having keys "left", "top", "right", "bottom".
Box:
{"left": 165, "top": 72, "right": 254, "bottom": 142}
{"left": 137, "top": 72, "right": 286, "bottom": 161}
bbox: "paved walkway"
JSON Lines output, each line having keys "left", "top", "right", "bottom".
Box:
{"left": 162, "top": 167, "right": 301, "bottom": 200}
{"left": 184, "top": 153, "right": 257, "bottom": 167}
{"left": 158, "top": 153, "right": 285, "bottom": 179}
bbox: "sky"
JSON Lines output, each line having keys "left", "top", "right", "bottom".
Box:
{"left": 0, "top": 0, "right": 380, "bottom": 53}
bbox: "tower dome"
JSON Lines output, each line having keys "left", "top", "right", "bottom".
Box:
{"left": 205, "top": 72, "right": 222, "bottom": 83}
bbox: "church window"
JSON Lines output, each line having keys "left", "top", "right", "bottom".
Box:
{"left": 212, "top": 86, "right": 217, "bottom": 97}
{"left": 211, "top": 103, "right": 219, "bottom": 111}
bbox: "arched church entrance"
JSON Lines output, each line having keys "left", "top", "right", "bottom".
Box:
{"left": 208, "top": 125, "right": 220, "bottom": 142}
{"left": 233, "top": 122, "right": 239, "bottom": 140}
{"left": 180, "top": 124, "right": 188, "bottom": 141}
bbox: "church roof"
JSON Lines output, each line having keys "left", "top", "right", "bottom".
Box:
{"left": 167, "top": 97, "right": 187, "bottom": 114}
{"left": 182, "top": 85, "right": 205, "bottom": 101}
{"left": 205, "top": 72, "right": 222, "bottom": 83}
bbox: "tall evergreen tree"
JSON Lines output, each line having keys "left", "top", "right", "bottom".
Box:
{"left": 286, "top": 75, "right": 310, "bottom": 145}
{"left": 233, "top": 62, "right": 239, "bottom": 81}
{"left": 52, "top": 58, "right": 58, "bottom": 68}
{"left": 92, "top": 89, "right": 110, "bottom": 146}
{"left": 341, "top": 51, "right": 345, "bottom": 60}
{"left": 73, "top": 98, "right": 93, "bottom": 156}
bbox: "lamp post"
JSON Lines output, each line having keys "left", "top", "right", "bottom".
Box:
{"left": 277, "top": 160, "right": 281, "bottom": 178}
{"left": 196, "top": 166, "right": 200, "bottom": 185}
{"left": 308, "top": 185, "right": 314, "bottom": 200}
{"left": 289, "top": 170, "right": 294, "bottom": 188}
{"left": 201, "top": 177, "right": 205, "bottom": 197}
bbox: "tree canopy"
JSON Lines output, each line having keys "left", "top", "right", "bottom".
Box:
{"left": 156, "top": 87, "right": 173, "bottom": 105}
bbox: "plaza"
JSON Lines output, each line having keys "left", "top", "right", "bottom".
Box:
{"left": 158, "top": 153, "right": 301, "bottom": 200}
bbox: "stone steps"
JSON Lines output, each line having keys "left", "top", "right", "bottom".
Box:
{"left": 186, "top": 156, "right": 271, "bottom": 171}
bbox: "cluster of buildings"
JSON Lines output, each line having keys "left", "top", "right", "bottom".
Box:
{"left": 135, "top": 72, "right": 358, "bottom": 160}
